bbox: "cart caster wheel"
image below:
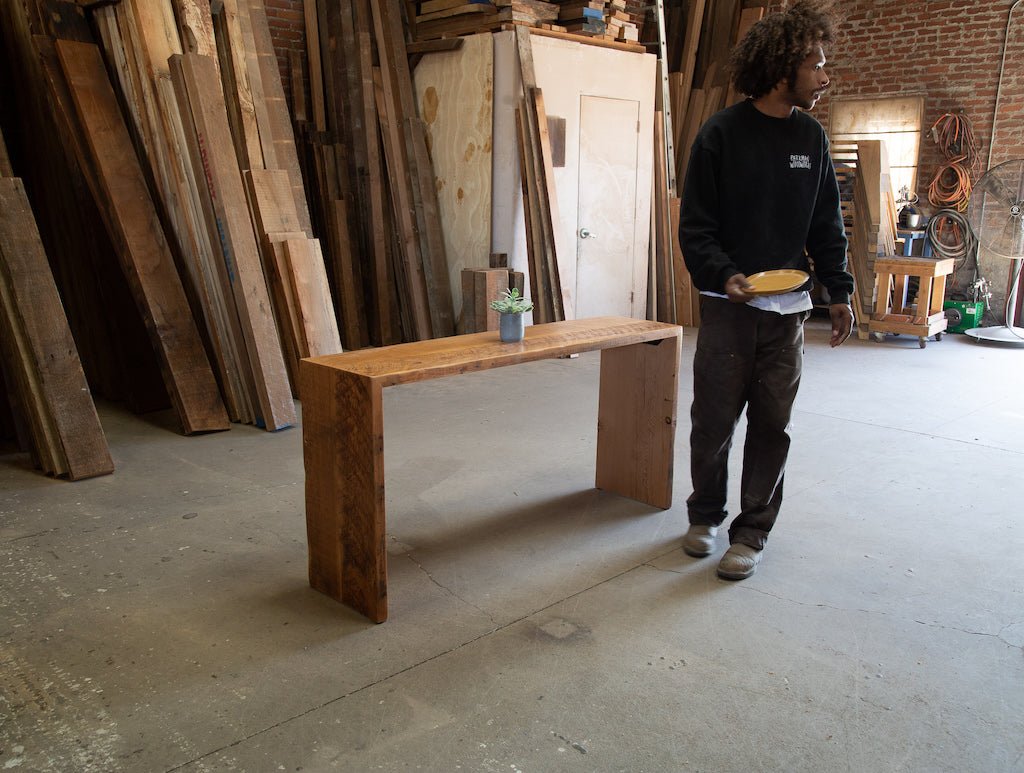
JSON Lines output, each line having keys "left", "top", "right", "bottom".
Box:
{"left": 871, "top": 332, "right": 884, "bottom": 343}
{"left": 919, "top": 337, "right": 927, "bottom": 349}
{"left": 935, "top": 332, "right": 943, "bottom": 341}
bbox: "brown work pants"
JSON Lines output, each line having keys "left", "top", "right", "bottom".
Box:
{"left": 687, "top": 298, "right": 807, "bottom": 550}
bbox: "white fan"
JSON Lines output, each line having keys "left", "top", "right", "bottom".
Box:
{"left": 964, "top": 158, "right": 1024, "bottom": 344}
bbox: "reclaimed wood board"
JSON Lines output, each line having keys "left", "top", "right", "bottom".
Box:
{"left": 0, "top": 177, "right": 113, "bottom": 479}
{"left": 283, "top": 238, "right": 344, "bottom": 357}
{"left": 173, "top": 51, "right": 296, "bottom": 430}
{"left": 55, "top": 39, "right": 229, "bottom": 435}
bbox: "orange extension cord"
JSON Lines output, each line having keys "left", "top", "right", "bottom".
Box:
{"left": 928, "top": 113, "right": 980, "bottom": 212}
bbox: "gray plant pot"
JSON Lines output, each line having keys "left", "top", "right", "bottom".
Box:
{"left": 499, "top": 312, "right": 525, "bottom": 342}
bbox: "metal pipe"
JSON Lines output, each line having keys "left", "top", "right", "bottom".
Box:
{"left": 987, "top": 0, "right": 1023, "bottom": 171}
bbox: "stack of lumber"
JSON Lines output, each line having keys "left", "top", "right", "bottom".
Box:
{"left": 1, "top": 0, "right": 345, "bottom": 436}
{"left": 555, "top": 0, "right": 638, "bottom": 41}
{"left": 296, "top": 0, "right": 460, "bottom": 348}
{"left": 404, "top": 0, "right": 645, "bottom": 48}
{"left": 0, "top": 1, "right": 181, "bottom": 424}
{"left": 0, "top": 137, "right": 114, "bottom": 480}
{"left": 832, "top": 140, "right": 900, "bottom": 337}
{"left": 90, "top": 0, "right": 331, "bottom": 425}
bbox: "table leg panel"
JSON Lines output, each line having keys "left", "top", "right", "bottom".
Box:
{"left": 302, "top": 362, "right": 388, "bottom": 622}
{"left": 595, "top": 335, "right": 680, "bottom": 508}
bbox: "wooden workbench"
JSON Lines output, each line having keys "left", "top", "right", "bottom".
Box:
{"left": 300, "top": 317, "right": 682, "bottom": 622}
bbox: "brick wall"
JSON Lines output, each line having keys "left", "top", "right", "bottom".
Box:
{"left": 820, "top": 0, "right": 1024, "bottom": 203}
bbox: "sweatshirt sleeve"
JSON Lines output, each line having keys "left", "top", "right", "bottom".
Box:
{"left": 807, "top": 136, "right": 854, "bottom": 305}
{"left": 679, "top": 133, "right": 739, "bottom": 294}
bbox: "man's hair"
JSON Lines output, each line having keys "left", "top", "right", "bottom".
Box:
{"left": 729, "top": 0, "right": 839, "bottom": 100}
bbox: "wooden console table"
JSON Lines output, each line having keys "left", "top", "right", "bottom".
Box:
{"left": 300, "top": 317, "right": 682, "bottom": 622}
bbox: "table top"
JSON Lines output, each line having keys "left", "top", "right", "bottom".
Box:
{"left": 302, "top": 317, "right": 682, "bottom": 386}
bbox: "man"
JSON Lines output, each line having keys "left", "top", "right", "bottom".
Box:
{"left": 678, "top": 0, "right": 854, "bottom": 580}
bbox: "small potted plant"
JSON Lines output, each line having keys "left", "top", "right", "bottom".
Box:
{"left": 489, "top": 287, "right": 533, "bottom": 343}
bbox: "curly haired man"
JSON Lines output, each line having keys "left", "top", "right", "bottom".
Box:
{"left": 679, "top": 0, "right": 855, "bottom": 579}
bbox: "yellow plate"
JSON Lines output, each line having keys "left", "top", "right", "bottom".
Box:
{"left": 745, "top": 269, "right": 810, "bottom": 296}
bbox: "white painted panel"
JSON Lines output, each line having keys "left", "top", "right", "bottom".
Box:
{"left": 576, "top": 96, "right": 641, "bottom": 318}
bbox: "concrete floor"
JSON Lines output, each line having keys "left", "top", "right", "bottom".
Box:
{"left": 1, "top": 318, "right": 1023, "bottom": 772}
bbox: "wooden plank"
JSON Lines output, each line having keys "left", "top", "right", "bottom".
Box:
{"left": 516, "top": 23, "right": 646, "bottom": 53}
{"left": 460, "top": 269, "right": 477, "bottom": 333}
{"left": 28, "top": 32, "right": 170, "bottom": 415}
{"left": 416, "top": 3, "right": 496, "bottom": 23}
{"left": 234, "top": 0, "right": 278, "bottom": 169}
{"left": 248, "top": 0, "right": 315, "bottom": 234}
{"left": 0, "top": 178, "right": 113, "bottom": 480}
{"left": 352, "top": 11, "right": 397, "bottom": 344}
{"left": 264, "top": 232, "right": 306, "bottom": 394}
{"left": 0, "top": 126, "right": 12, "bottom": 177}
{"left": 172, "top": 0, "right": 219, "bottom": 63}
{"left": 669, "top": 196, "right": 698, "bottom": 327}
{"left": 473, "top": 268, "right": 510, "bottom": 332}
{"left": 283, "top": 238, "right": 343, "bottom": 356}
{"left": 532, "top": 88, "right": 571, "bottom": 319}
{"left": 677, "top": 0, "right": 706, "bottom": 125}
{"left": 244, "top": 168, "right": 303, "bottom": 234}
{"left": 372, "top": 66, "right": 433, "bottom": 340}
{"left": 419, "top": 0, "right": 486, "bottom": 14}
{"left": 55, "top": 39, "right": 229, "bottom": 435}
{"left": 653, "top": 111, "right": 675, "bottom": 323}
{"left": 330, "top": 198, "right": 367, "bottom": 349}
{"left": 304, "top": 0, "right": 327, "bottom": 131}
{"left": 406, "top": 38, "right": 465, "bottom": 55}
{"left": 514, "top": 105, "right": 550, "bottom": 323}
{"left": 213, "top": 0, "right": 264, "bottom": 170}
{"left": 173, "top": 51, "right": 296, "bottom": 429}
{"left": 373, "top": 0, "right": 456, "bottom": 337}
{"left": 288, "top": 49, "right": 308, "bottom": 122}
{"left": 595, "top": 337, "right": 680, "bottom": 509}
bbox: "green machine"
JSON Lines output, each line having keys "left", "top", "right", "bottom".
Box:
{"left": 943, "top": 300, "right": 985, "bottom": 334}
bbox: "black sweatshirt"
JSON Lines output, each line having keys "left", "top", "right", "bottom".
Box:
{"left": 679, "top": 99, "right": 853, "bottom": 305}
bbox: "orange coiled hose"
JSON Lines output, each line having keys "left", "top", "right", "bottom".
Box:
{"left": 928, "top": 113, "right": 979, "bottom": 211}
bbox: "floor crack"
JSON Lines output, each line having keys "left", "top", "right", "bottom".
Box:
{"left": 404, "top": 552, "right": 497, "bottom": 623}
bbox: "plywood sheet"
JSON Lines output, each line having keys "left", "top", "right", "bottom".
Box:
{"left": 412, "top": 32, "right": 493, "bottom": 322}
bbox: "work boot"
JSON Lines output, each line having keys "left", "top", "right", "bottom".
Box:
{"left": 717, "top": 543, "right": 763, "bottom": 580}
{"left": 682, "top": 524, "right": 718, "bottom": 557}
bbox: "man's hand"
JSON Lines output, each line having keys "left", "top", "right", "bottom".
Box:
{"left": 724, "top": 273, "right": 754, "bottom": 303}
{"left": 829, "top": 303, "right": 854, "bottom": 347}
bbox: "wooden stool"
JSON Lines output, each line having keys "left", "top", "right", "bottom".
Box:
{"left": 869, "top": 256, "right": 954, "bottom": 348}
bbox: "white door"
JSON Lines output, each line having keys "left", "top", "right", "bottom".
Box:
{"left": 576, "top": 95, "right": 641, "bottom": 319}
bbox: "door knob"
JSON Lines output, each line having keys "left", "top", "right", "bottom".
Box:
{"left": 579, "top": 228, "right": 597, "bottom": 239}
